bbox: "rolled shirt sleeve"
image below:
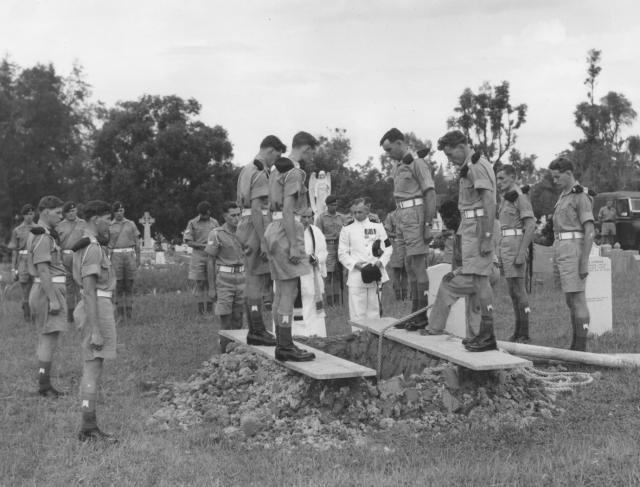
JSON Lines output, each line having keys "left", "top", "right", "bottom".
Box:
{"left": 468, "top": 162, "right": 493, "bottom": 192}
{"left": 414, "top": 159, "right": 435, "bottom": 194}
{"left": 577, "top": 194, "right": 595, "bottom": 225}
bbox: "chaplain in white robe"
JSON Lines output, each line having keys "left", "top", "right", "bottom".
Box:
{"left": 292, "top": 208, "right": 328, "bottom": 337}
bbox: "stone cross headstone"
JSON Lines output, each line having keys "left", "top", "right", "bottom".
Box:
{"left": 586, "top": 253, "right": 613, "bottom": 336}
{"left": 139, "top": 212, "right": 155, "bottom": 250}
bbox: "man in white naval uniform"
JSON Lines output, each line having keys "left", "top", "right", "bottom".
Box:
{"left": 292, "top": 208, "right": 328, "bottom": 337}
{"left": 338, "top": 198, "right": 391, "bottom": 325}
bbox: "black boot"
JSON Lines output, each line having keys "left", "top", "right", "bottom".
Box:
{"left": 570, "top": 321, "right": 588, "bottom": 352}
{"left": 406, "top": 284, "right": 429, "bottom": 331}
{"left": 465, "top": 312, "right": 497, "bottom": 352}
{"left": 275, "top": 320, "right": 315, "bottom": 362}
{"left": 326, "top": 294, "right": 334, "bottom": 307}
{"left": 516, "top": 306, "right": 530, "bottom": 343}
{"left": 396, "top": 292, "right": 419, "bottom": 329}
{"left": 246, "top": 304, "right": 276, "bottom": 346}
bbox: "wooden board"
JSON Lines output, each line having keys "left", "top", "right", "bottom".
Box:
{"left": 351, "top": 317, "right": 531, "bottom": 371}
{"left": 219, "top": 329, "right": 376, "bottom": 380}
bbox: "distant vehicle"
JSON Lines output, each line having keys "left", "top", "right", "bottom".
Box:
{"left": 592, "top": 191, "right": 640, "bottom": 250}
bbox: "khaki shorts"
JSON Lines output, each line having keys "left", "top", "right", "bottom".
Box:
{"left": 188, "top": 249, "right": 210, "bottom": 281}
{"left": 74, "top": 298, "right": 117, "bottom": 361}
{"left": 601, "top": 222, "right": 616, "bottom": 236}
{"left": 553, "top": 239, "right": 586, "bottom": 293}
{"left": 499, "top": 235, "right": 527, "bottom": 279}
{"left": 264, "top": 220, "right": 311, "bottom": 281}
{"left": 236, "top": 214, "right": 272, "bottom": 276}
{"left": 389, "top": 240, "right": 406, "bottom": 268}
{"left": 325, "top": 240, "right": 339, "bottom": 272}
{"left": 17, "top": 254, "right": 32, "bottom": 285}
{"left": 395, "top": 205, "right": 428, "bottom": 257}
{"left": 215, "top": 271, "right": 245, "bottom": 315}
{"left": 460, "top": 218, "right": 494, "bottom": 276}
{"left": 111, "top": 251, "right": 137, "bottom": 281}
{"left": 29, "top": 282, "right": 68, "bottom": 334}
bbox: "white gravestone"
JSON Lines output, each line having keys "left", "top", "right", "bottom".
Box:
{"left": 427, "top": 264, "right": 467, "bottom": 338}
{"left": 586, "top": 251, "right": 613, "bottom": 336}
{"left": 138, "top": 212, "right": 156, "bottom": 265}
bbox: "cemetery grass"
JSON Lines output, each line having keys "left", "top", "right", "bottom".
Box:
{"left": 2, "top": 268, "right": 640, "bottom": 486}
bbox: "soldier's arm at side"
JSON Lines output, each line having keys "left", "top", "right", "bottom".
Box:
{"left": 35, "top": 262, "right": 60, "bottom": 313}
{"left": 250, "top": 197, "right": 267, "bottom": 255}
{"left": 580, "top": 221, "right": 594, "bottom": 278}
{"left": 81, "top": 273, "right": 102, "bottom": 346}
{"left": 9, "top": 230, "right": 18, "bottom": 271}
{"left": 479, "top": 188, "right": 496, "bottom": 256}
{"left": 282, "top": 194, "right": 300, "bottom": 262}
{"left": 516, "top": 217, "right": 536, "bottom": 264}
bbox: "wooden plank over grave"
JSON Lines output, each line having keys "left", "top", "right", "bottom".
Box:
{"left": 219, "top": 330, "right": 376, "bottom": 380}
{"left": 351, "top": 317, "right": 531, "bottom": 371}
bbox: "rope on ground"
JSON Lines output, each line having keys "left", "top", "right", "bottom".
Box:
{"left": 521, "top": 366, "right": 594, "bottom": 393}
{"left": 376, "top": 305, "right": 432, "bottom": 380}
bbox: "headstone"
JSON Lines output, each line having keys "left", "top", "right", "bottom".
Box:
{"left": 427, "top": 263, "right": 467, "bottom": 338}
{"left": 155, "top": 251, "right": 166, "bottom": 265}
{"left": 138, "top": 212, "right": 156, "bottom": 265}
{"left": 586, "top": 253, "right": 612, "bottom": 336}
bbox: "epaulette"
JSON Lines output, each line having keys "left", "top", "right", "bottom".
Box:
{"left": 521, "top": 185, "right": 531, "bottom": 195}
{"left": 417, "top": 148, "right": 430, "bottom": 159}
{"left": 471, "top": 152, "right": 481, "bottom": 164}
{"left": 253, "top": 159, "right": 264, "bottom": 171}
{"left": 30, "top": 227, "right": 46, "bottom": 235}
{"left": 402, "top": 153, "right": 414, "bottom": 165}
{"left": 274, "top": 157, "right": 294, "bottom": 173}
{"left": 71, "top": 237, "right": 92, "bottom": 252}
{"left": 570, "top": 184, "right": 584, "bottom": 194}
{"left": 504, "top": 190, "right": 519, "bottom": 203}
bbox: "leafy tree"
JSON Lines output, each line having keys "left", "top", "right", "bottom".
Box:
{"left": 447, "top": 81, "right": 528, "bottom": 163}
{"left": 92, "top": 95, "right": 235, "bottom": 238}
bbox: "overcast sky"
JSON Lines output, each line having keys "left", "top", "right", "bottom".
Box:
{"left": 2, "top": 0, "right": 639, "bottom": 170}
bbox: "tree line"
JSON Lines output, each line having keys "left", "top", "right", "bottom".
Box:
{"left": 1, "top": 49, "right": 639, "bottom": 245}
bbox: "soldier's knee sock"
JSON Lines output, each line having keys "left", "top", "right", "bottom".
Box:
{"left": 38, "top": 361, "right": 52, "bottom": 390}
{"left": 510, "top": 301, "right": 521, "bottom": 339}
{"left": 479, "top": 306, "right": 495, "bottom": 336}
{"left": 409, "top": 281, "right": 419, "bottom": 312}
{"left": 416, "top": 282, "right": 429, "bottom": 308}
{"left": 519, "top": 304, "right": 530, "bottom": 338}
{"left": 80, "top": 392, "right": 98, "bottom": 431}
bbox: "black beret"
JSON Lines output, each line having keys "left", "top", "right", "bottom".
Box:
{"left": 504, "top": 190, "right": 519, "bottom": 203}
{"left": 402, "top": 153, "right": 414, "bottom": 165}
{"left": 361, "top": 263, "right": 382, "bottom": 284}
{"left": 372, "top": 239, "right": 384, "bottom": 258}
{"left": 63, "top": 201, "right": 77, "bottom": 213}
{"left": 112, "top": 201, "right": 124, "bottom": 212}
{"left": 274, "top": 157, "right": 295, "bottom": 173}
{"left": 325, "top": 195, "right": 338, "bottom": 205}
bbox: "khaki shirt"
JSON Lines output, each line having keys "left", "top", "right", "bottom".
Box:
{"left": 237, "top": 160, "right": 270, "bottom": 209}
{"left": 598, "top": 206, "right": 617, "bottom": 222}
{"left": 56, "top": 218, "right": 87, "bottom": 250}
{"left": 315, "top": 212, "right": 346, "bottom": 240}
{"left": 498, "top": 190, "right": 534, "bottom": 230}
{"left": 205, "top": 223, "right": 244, "bottom": 266}
{"left": 27, "top": 225, "right": 66, "bottom": 278}
{"left": 109, "top": 219, "right": 140, "bottom": 249}
{"left": 458, "top": 153, "right": 496, "bottom": 210}
{"left": 72, "top": 234, "right": 116, "bottom": 292}
{"left": 269, "top": 167, "right": 308, "bottom": 212}
{"left": 553, "top": 186, "right": 594, "bottom": 232}
{"left": 184, "top": 216, "right": 219, "bottom": 246}
{"left": 393, "top": 155, "right": 435, "bottom": 200}
{"left": 8, "top": 221, "right": 35, "bottom": 251}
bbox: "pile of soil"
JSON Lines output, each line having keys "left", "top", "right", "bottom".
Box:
{"left": 149, "top": 342, "right": 569, "bottom": 450}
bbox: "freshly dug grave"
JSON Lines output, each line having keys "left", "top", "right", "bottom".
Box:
{"left": 149, "top": 337, "right": 572, "bottom": 450}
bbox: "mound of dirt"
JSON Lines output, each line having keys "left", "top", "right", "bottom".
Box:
{"left": 150, "top": 344, "right": 568, "bottom": 450}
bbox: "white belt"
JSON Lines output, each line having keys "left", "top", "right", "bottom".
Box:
{"left": 556, "top": 231, "right": 584, "bottom": 240}
{"left": 271, "top": 212, "right": 301, "bottom": 222}
{"left": 18, "top": 250, "right": 28, "bottom": 255}
{"left": 397, "top": 198, "right": 423, "bottom": 209}
{"left": 501, "top": 229, "right": 523, "bottom": 237}
{"left": 63, "top": 249, "right": 74, "bottom": 254}
{"left": 241, "top": 209, "right": 269, "bottom": 217}
{"left": 217, "top": 265, "right": 245, "bottom": 273}
{"left": 34, "top": 276, "right": 66, "bottom": 284}
{"left": 97, "top": 290, "right": 113, "bottom": 298}
{"left": 462, "top": 208, "right": 485, "bottom": 218}
{"left": 112, "top": 248, "right": 135, "bottom": 253}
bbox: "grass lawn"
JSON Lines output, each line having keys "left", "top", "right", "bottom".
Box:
{"left": 2, "top": 265, "right": 640, "bottom": 486}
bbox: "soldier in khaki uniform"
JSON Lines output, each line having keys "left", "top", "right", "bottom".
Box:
{"left": 205, "top": 202, "right": 245, "bottom": 352}
{"left": 26, "top": 196, "right": 67, "bottom": 397}
{"left": 315, "top": 194, "right": 346, "bottom": 306}
{"left": 383, "top": 208, "right": 408, "bottom": 301}
{"left": 8, "top": 204, "right": 36, "bottom": 321}
{"left": 380, "top": 128, "right": 436, "bottom": 331}
{"left": 236, "top": 135, "right": 286, "bottom": 346}
{"left": 496, "top": 166, "right": 536, "bottom": 343}
{"left": 184, "top": 201, "right": 219, "bottom": 314}
{"left": 436, "top": 130, "right": 497, "bottom": 352}
{"left": 108, "top": 202, "right": 140, "bottom": 322}
{"left": 549, "top": 157, "right": 595, "bottom": 351}
{"left": 56, "top": 201, "right": 87, "bottom": 323}
{"left": 72, "top": 200, "right": 118, "bottom": 443}
{"left": 265, "top": 132, "right": 318, "bottom": 361}
{"left": 598, "top": 200, "right": 617, "bottom": 245}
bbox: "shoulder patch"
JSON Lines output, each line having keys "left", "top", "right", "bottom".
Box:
{"left": 471, "top": 152, "right": 481, "bottom": 164}
{"left": 402, "top": 153, "right": 414, "bottom": 165}
{"left": 521, "top": 185, "right": 531, "bottom": 195}
{"left": 253, "top": 159, "right": 264, "bottom": 171}
{"left": 416, "top": 148, "right": 430, "bottom": 159}
{"left": 504, "top": 190, "right": 519, "bottom": 203}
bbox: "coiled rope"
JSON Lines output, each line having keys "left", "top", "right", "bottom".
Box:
{"left": 520, "top": 366, "right": 594, "bottom": 392}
